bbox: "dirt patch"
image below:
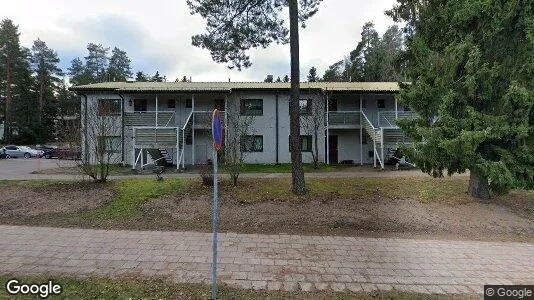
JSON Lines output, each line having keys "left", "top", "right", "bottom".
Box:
{"left": 0, "top": 182, "right": 113, "bottom": 217}
{"left": 141, "top": 188, "right": 534, "bottom": 242}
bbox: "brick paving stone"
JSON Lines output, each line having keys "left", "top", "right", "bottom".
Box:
{"left": 0, "top": 225, "right": 532, "bottom": 296}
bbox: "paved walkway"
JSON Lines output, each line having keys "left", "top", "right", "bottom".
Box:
{"left": 1, "top": 225, "right": 532, "bottom": 295}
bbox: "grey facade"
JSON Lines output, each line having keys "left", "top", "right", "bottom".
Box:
{"left": 72, "top": 82, "right": 415, "bottom": 169}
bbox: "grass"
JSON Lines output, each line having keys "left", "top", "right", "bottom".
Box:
{"left": 219, "top": 163, "right": 354, "bottom": 173}
{"left": 84, "top": 179, "right": 188, "bottom": 220}
{"left": 0, "top": 275, "right": 471, "bottom": 299}
{"left": 0, "top": 179, "right": 64, "bottom": 188}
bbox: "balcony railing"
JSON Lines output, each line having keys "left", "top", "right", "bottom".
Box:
{"left": 124, "top": 111, "right": 175, "bottom": 127}
{"left": 327, "top": 111, "right": 361, "bottom": 126}
{"left": 193, "top": 111, "right": 225, "bottom": 128}
{"left": 378, "top": 111, "right": 418, "bottom": 128}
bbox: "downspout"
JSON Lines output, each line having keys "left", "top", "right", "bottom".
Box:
{"left": 275, "top": 93, "right": 279, "bottom": 164}
{"left": 118, "top": 94, "right": 125, "bottom": 164}
{"left": 81, "top": 93, "right": 89, "bottom": 165}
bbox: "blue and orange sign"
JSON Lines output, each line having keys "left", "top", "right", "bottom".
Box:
{"left": 212, "top": 109, "right": 224, "bottom": 151}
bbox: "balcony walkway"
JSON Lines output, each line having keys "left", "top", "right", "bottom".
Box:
{"left": 1, "top": 224, "right": 532, "bottom": 295}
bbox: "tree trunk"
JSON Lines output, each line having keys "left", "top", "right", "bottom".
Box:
{"left": 469, "top": 168, "right": 490, "bottom": 200}
{"left": 4, "top": 57, "right": 13, "bottom": 143}
{"left": 289, "top": 0, "right": 306, "bottom": 195}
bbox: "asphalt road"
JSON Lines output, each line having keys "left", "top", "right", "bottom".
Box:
{"left": 0, "top": 158, "right": 78, "bottom": 180}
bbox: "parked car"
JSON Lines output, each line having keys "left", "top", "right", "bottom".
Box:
{"left": 0, "top": 147, "right": 5, "bottom": 159}
{"left": 36, "top": 146, "right": 57, "bottom": 159}
{"left": 0, "top": 145, "right": 44, "bottom": 158}
{"left": 42, "top": 147, "right": 81, "bottom": 160}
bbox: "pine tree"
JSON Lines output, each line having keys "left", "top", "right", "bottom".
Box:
{"left": 283, "top": 75, "right": 289, "bottom": 83}
{"left": 275, "top": 76, "right": 282, "bottom": 82}
{"left": 84, "top": 43, "right": 109, "bottom": 82}
{"left": 151, "top": 71, "right": 164, "bottom": 82}
{"left": 107, "top": 47, "right": 132, "bottom": 81}
{"left": 388, "top": 0, "right": 534, "bottom": 198}
{"left": 135, "top": 71, "right": 149, "bottom": 82}
{"left": 307, "top": 67, "right": 319, "bottom": 82}
{"left": 187, "top": 0, "right": 324, "bottom": 195}
{"left": 68, "top": 57, "right": 92, "bottom": 86}
{"left": 30, "top": 39, "right": 63, "bottom": 142}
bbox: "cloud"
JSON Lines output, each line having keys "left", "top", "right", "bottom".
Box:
{"left": 2, "top": 0, "right": 399, "bottom": 82}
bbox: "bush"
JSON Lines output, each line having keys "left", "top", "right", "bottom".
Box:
{"left": 198, "top": 164, "right": 213, "bottom": 186}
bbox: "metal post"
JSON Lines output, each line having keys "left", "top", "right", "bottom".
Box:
{"left": 373, "top": 130, "right": 377, "bottom": 168}
{"left": 182, "top": 130, "right": 186, "bottom": 169}
{"left": 155, "top": 95, "right": 159, "bottom": 128}
{"left": 325, "top": 91, "right": 330, "bottom": 165}
{"left": 380, "top": 128, "right": 384, "bottom": 169}
{"left": 192, "top": 95, "right": 195, "bottom": 165}
{"left": 359, "top": 95, "right": 363, "bottom": 166}
{"left": 176, "top": 127, "right": 180, "bottom": 170}
{"left": 132, "top": 128, "right": 136, "bottom": 170}
{"left": 395, "top": 96, "right": 398, "bottom": 120}
{"left": 211, "top": 148, "right": 219, "bottom": 300}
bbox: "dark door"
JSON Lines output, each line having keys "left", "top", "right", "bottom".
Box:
{"left": 328, "top": 97, "right": 338, "bottom": 111}
{"left": 215, "top": 99, "right": 225, "bottom": 111}
{"left": 134, "top": 99, "right": 148, "bottom": 112}
{"left": 326, "top": 135, "right": 338, "bottom": 164}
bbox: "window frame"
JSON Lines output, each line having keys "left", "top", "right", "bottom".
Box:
{"left": 240, "top": 99, "right": 263, "bottom": 116}
{"left": 289, "top": 135, "right": 313, "bottom": 152}
{"left": 289, "top": 99, "right": 312, "bottom": 115}
{"left": 98, "top": 99, "right": 121, "bottom": 116}
{"left": 241, "top": 135, "right": 264, "bottom": 152}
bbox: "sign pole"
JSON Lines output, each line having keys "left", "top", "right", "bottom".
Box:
{"left": 211, "top": 147, "right": 219, "bottom": 300}
{"left": 211, "top": 109, "right": 223, "bottom": 300}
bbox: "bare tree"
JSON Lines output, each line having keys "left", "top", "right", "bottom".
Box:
{"left": 302, "top": 97, "right": 324, "bottom": 169}
{"left": 224, "top": 106, "right": 255, "bottom": 186}
{"left": 78, "top": 99, "right": 122, "bottom": 182}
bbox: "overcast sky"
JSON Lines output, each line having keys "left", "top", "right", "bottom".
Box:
{"left": 2, "top": 0, "right": 398, "bottom": 82}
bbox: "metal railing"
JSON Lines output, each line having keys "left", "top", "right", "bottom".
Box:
{"left": 377, "top": 111, "right": 418, "bottom": 128}
{"left": 124, "top": 111, "right": 175, "bottom": 127}
{"left": 327, "top": 111, "right": 361, "bottom": 126}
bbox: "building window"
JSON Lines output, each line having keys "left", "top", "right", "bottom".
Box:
{"left": 240, "top": 99, "right": 263, "bottom": 116}
{"left": 185, "top": 99, "right": 192, "bottom": 108}
{"left": 98, "top": 136, "right": 121, "bottom": 154}
{"left": 377, "top": 99, "right": 386, "bottom": 109}
{"left": 134, "top": 99, "right": 147, "bottom": 112}
{"left": 241, "top": 135, "right": 263, "bottom": 152}
{"left": 289, "top": 135, "right": 313, "bottom": 152}
{"left": 290, "top": 99, "right": 312, "bottom": 115}
{"left": 168, "top": 99, "right": 176, "bottom": 109}
{"left": 98, "top": 99, "right": 121, "bottom": 116}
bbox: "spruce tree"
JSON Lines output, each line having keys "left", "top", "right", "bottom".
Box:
{"left": 107, "top": 47, "right": 132, "bottom": 81}
{"left": 388, "top": 0, "right": 534, "bottom": 198}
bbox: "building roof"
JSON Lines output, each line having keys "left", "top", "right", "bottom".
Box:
{"left": 70, "top": 81, "right": 400, "bottom": 93}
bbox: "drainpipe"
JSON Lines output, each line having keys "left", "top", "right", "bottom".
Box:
{"left": 275, "top": 93, "right": 279, "bottom": 164}
{"left": 119, "top": 94, "right": 125, "bottom": 164}
{"left": 81, "top": 93, "right": 89, "bottom": 165}
{"left": 360, "top": 94, "right": 363, "bottom": 166}
{"left": 326, "top": 89, "right": 330, "bottom": 165}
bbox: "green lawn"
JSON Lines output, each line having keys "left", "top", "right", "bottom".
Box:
{"left": 219, "top": 163, "right": 356, "bottom": 173}
{"left": 0, "top": 275, "right": 471, "bottom": 300}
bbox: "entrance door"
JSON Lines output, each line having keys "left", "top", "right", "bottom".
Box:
{"left": 327, "top": 135, "right": 338, "bottom": 164}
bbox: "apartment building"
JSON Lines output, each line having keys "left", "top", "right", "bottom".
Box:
{"left": 70, "top": 81, "right": 415, "bottom": 169}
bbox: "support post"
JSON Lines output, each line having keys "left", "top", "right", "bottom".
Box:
{"left": 155, "top": 95, "right": 159, "bottom": 128}
{"left": 132, "top": 128, "right": 136, "bottom": 170}
{"left": 359, "top": 95, "right": 363, "bottom": 166}
{"left": 182, "top": 130, "right": 186, "bottom": 169}
{"left": 395, "top": 96, "right": 398, "bottom": 120}
{"left": 192, "top": 94, "right": 195, "bottom": 165}
{"left": 326, "top": 91, "right": 330, "bottom": 165}
{"left": 373, "top": 130, "right": 377, "bottom": 168}
{"left": 176, "top": 127, "right": 180, "bottom": 170}
{"left": 380, "top": 128, "right": 384, "bottom": 169}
